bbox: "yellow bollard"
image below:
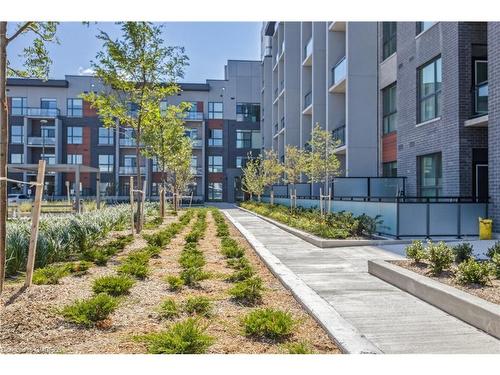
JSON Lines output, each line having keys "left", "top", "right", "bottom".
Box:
{"left": 479, "top": 218, "right": 493, "bottom": 240}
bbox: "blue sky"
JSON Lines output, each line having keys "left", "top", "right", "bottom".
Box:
{"left": 7, "top": 22, "right": 262, "bottom": 83}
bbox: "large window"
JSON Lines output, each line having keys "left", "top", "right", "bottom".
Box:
{"left": 418, "top": 152, "right": 442, "bottom": 197}
{"left": 382, "top": 161, "right": 397, "bottom": 177}
{"left": 236, "top": 156, "right": 247, "bottom": 169}
{"left": 382, "top": 83, "right": 397, "bottom": 134}
{"left": 41, "top": 98, "right": 56, "bottom": 109}
{"left": 236, "top": 130, "right": 252, "bottom": 149}
{"left": 418, "top": 56, "right": 442, "bottom": 123}
{"left": 67, "top": 127, "right": 83, "bottom": 144}
{"left": 236, "top": 103, "right": 260, "bottom": 122}
{"left": 11, "top": 97, "right": 27, "bottom": 115}
{"left": 67, "top": 98, "right": 83, "bottom": 117}
{"left": 474, "top": 60, "right": 488, "bottom": 115}
{"left": 208, "top": 182, "right": 223, "bottom": 201}
{"left": 382, "top": 22, "right": 397, "bottom": 60}
{"left": 67, "top": 154, "right": 83, "bottom": 165}
{"left": 10, "top": 125, "right": 23, "bottom": 144}
{"left": 208, "top": 102, "right": 223, "bottom": 119}
{"left": 10, "top": 153, "right": 24, "bottom": 164}
{"left": 98, "top": 127, "right": 114, "bottom": 145}
{"left": 208, "top": 155, "right": 223, "bottom": 173}
{"left": 99, "top": 154, "right": 114, "bottom": 172}
{"left": 152, "top": 157, "right": 159, "bottom": 172}
{"left": 41, "top": 154, "right": 56, "bottom": 165}
{"left": 208, "top": 128, "right": 223, "bottom": 147}
{"left": 416, "top": 22, "right": 436, "bottom": 35}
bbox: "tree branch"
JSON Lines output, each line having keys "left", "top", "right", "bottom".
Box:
{"left": 6, "top": 22, "right": 33, "bottom": 44}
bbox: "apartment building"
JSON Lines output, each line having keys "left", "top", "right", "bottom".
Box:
{"left": 260, "top": 21, "right": 379, "bottom": 176}
{"left": 6, "top": 59, "right": 261, "bottom": 203}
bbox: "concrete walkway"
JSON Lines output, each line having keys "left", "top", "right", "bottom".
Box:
{"left": 222, "top": 207, "right": 500, "bottom": 354}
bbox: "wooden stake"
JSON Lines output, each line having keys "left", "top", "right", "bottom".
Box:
{"left": 140, "top": 179, "right": 146, "bottom": 231}
{"left": 65, "top": 180, "right": 70, "bottom": 205}
{"left": 24, "top": 160, "right": 46, "bottom": 288}
{"left": 159, "top": 187, "right": 164, "bottom": 218}
{"left": 129, "top": 176, "right": 134, "bottom": 236}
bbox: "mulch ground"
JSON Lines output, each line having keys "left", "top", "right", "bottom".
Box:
{"left": 0, "top": 210, "right": 340, "bottom": 354}
{"left": 392, "top": 260, "right": 500, "bottom": 305}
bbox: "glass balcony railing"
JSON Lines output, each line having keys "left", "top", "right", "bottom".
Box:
{"left": 119, "top": 166, "right": 146, "bottom": 175}
{"left": 332, "top": 125, "right": 346, "bottom": 147}
{"left": 25, "top": 108, "right": 60, "bottom": 117}
{"left": 303, "top": 38, "right": 312, "bottom": 60}
{"left": 119, "top": 138, "right": 137, "bottom": 147}
{"left": 190, "top": 138, "right": 203, "bottom": 148}
{"left": 190, "top": 166, "right": 203, "bottom": 176}
{"left": 27, "top": 136, "right": 56, "bottom": 146}
{"left": 185, "top": 111, "right": 204, "bottom": 121}
{"left": 331, "top": 57, "right": 347, "bottom": 87}
{"left": 304, "top": 91, "right": 312, "bottom": 109}
{"left": 475, "top": 81, "right": 488, "bottom": 115}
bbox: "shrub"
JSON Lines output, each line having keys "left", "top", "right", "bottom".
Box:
{"left": 226, "top": 264, "right": 255, "bottom": 282}
{"left": 158, "top": 298, "right": 180, "bottom": 320}
{"left": 68, "top": 261, "right": 92, "bottom": 276}
{"left": 184, "top": 296, "right": 213, "bottom": 317}
{"left": 242, "top": 308, "right": 295, "bottom": 340}
{"left": 32, "top": 264, "right": 70, "bottom": 285}
{"left": 283, "top": 341, "right": 315, "bottom": 354}
{"left": 452, "top": 243, "right": 473, "bottom": 264}
{"left": 491, "top": 253, "right": 500, "bottom": 279}
{"left": 405, "top": 240, "right": 427, "bottom": 263}
{"left": 227, "top": 257, "right": 251, "bottom": 270}
{"left": 455, "top": 259, "right": 490, "bottom": 286}
{"left": 61, "top": 293, "right": 118, "bottom": 327}
{"left": 221, "top": 238, "right": 245, "bottom": 259}
{"left": 180, "top": 267, "right": 210, "bottom": 286}
{"left": 81, "top": 249, "right": 110, "bottom": 266}
{"left": 487, "top": 241, "right": 500, "bottom": 259}
{"left": 139, "top": 318, "right": 214, "bottom": 354}
{"left": 179, "top": 250, "right": 205, "bottom": 269}
{"left": 144, "top": 216, "right": 163, "bottom": 230}
{"left": 92, "top": 275, "right": 135, "bottom": 296}
{"left": 165, "top": 275, "right": 184, "bottom": 291}
{"left": 118, "top": 261, "right": 150, "bottom": 280}
{"left": 228, "top": 276, "right": 264, "bottom": 305}
{"left": 427, "top": 241, "right": 454, "bottom": 275}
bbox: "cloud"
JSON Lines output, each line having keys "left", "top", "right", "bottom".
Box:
{"left": 77, "top": 66, "right": 95, "bottom": 76}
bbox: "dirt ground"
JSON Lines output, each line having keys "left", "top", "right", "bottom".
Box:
{"left": 392, "top": 260, "right": 500, "bottom": 305}
{"left": 0, "top": 210, "right": 340, "bottom": 354}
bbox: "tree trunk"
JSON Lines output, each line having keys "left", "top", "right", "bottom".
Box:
{"left": 135, "top": 133, "right": 142, "bottom": 234}
{"left": 0, "top": 22, "right": 8, "bottom": 294}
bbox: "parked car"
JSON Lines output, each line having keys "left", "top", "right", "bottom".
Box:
{"left": 8, "top": 194, "right": 32, "bottom": 205}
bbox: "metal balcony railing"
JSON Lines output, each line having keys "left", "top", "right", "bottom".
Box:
{"left": 27, "top": 136, "right": 56, "bottom": 146}
{"left": 185, "top": 111, "right": 204, "bottom": 121}
{"left": 332, "top": 125, "right": 346, "bottom": 147}
{"left": 304, "top": 91, "right": 312, "bottom": 109}
{"left": 303, "top": 38, "right": 312, "bottom": 60}
{"left": 331, "top": 57, "right": 347, "bottom": 87}
{"left": 474, "top": 81, "right": 488, "bottom": 115}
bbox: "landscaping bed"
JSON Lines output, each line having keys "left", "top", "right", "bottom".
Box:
{"left": 0, "top": 208, "right": 340, "bottom": 354}
{"left": 239, "top": 201, "right": 378, "bottom": 240}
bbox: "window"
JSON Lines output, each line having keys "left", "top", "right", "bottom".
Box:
{"left": 236, "top": 130, "right": 252, "bottom": 149}
{"left": 99, "top": 182, "right": 114, "bottom": 196}
{"left": 123, "top": 155, "right": 137, "bottom": 167}
{"left": 99, "top": 155, "right": 114, "bottom": 172}
{"left": 160, "top": 100, "right": 168, "bottom": 115}
{"left": 418, "top": 153, "right": 442, "bottom": 197}
{"left": 208, "top": 155, "right": 223, "bottom": 173}
{"left": 208, "top": 102, "right": 223, "bottom": 119}
{"left": 416, "top": 22, "right": 436, "bottom": 35}
{"left": 191, "top": 155, "right": 198, "bottom": 167}
{"left": 67, "top": 127, "right": 83, "bottom": 144}
{"left": 11, "top": 97, "right": 27, "bottom": 115}
{"left": 236, "top": 156, "right": 247, "bottom": 169}
{"left": 382, "top": 161, "right": 397, "bottom": 177}
{"left": 236, "top": 103, "right": 260, "bottom": 122}
{"left": 67, "top": 154, "right": 83, "bottom": 165}
{"left": 41, "top": 98, "right": 57, "bottom": 109}
{"left": 152, "top": 157, "right": 159, "bottom": 172}
{"left": 98, "top": 127, "right": 114, "bottom": 145}
{"left": 418, "top": 57, "right": 442, "bottom": 123}
{"left": 67, "top": 98, "right": 83, "bottom": 117}
{"left": 382, "top": 83, "right": 397, "bottom": 134}
{"left": 41, "top": 154, "right": 56, "bottom": 165}
{"left": 474, "top": 60, "right": 488, "bottom": 115}
{"left": 10, "top": 125, "right": 23, "bottom": 144}
{"left": 382, "top": 22, "right": 397, "bottom": 60}
{"left": 10, "top": 153, "right": 24, "bottom": 164}
{"left": 208, "top": 182, "right": 223, "bottom": 201}
{"left": 208, "top": 128, "right": 223, "bottom": 147}
{"left": 128, "top": 102, "right": 139, "bottom": 117}
{"left": 185, "top": 128, "right": 199, "bottom": 139}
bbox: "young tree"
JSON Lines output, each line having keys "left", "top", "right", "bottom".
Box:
{"left": 241, "top": 154, "right": 265, "bottom": 201}
{"left": 82, "top": 22, "right": 188, "bottom": 232}
{"left": 303, "top": 123, "right": 341, "bottom": 189}
{"left": 283, "top": 145, "right": 306, "bottom": 189}
{"left": 165, "top": 138, "right": 193, "bottom": 211}
{"left": 141, "top": 101, "right": 191, "bottom": 213}
{"left": 0, "top": 22, "right": 58, "bottom": 294}
{"left": 261, "top": 149, "right": 283, "bottom": 188}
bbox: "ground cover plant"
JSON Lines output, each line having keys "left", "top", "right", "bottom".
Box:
{"left": 92, "top": 275, "right": 135, "bottom": 296}
{"left": 241, "top": 308, "right": 295, "bottom": 340}
{"left": 32, "top": 261, "right": 92, "bottom": 285}
{"left": 60, "top": 293, "right": 119, "bottom": 327}
{"left": 240, "top": 201, "right": 380, "bottom": 239}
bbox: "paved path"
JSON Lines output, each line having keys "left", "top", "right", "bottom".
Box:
{"left": 222, "top": 207, "right": 500, "bottom": 354}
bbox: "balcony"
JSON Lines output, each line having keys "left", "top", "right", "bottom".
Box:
{"left": 329, "top": 57, "right": 347, "bottom": 93}
{"left": 302, "top": 38, "right": 313, "bottom": 66}
{"left": 119, "top": 138, "right": 137, "bottom": 147}
{"left": 185, "top": 111, "right": 204, "bottom": 121}
{"left": 24, "top": 107, "right": 60, "bottom": 118}
{"left": 302, "top": 91, "right": 312, "bottom": 115}
{"left": 332, "top": 125, "right": 346, "bottom": 148}
{"left": 119, "top": 166, "right": 146, "bottom": 175}
{"left": 190, "top": 138, "right": 203, "bottom": 148}
{"left": 280, "top": 117, "right": 285, "bottom": 129}
{"left": 465, "top": 82, "right": 489, "bottom": 128}
{"left": 27, "top": 136, "right": 56, "bottom": 146}
{"left": 190, "top": 166, "right": 203, "bottom": 176}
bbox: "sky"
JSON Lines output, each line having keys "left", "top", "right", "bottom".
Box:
{"left": 7, "top": 22, "right": 262, "bottom": 83}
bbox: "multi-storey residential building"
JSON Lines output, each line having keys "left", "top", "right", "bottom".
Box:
{"left": 261, "top": 21, "right": 379, "bottom": 176}
{"left": 6, "top": 59, "right": 261, "bottom": 203}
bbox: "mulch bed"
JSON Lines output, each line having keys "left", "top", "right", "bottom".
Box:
{"left": 392, "top": 260, "right": 500, "bottom": 305}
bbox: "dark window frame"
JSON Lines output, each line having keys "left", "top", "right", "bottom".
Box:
{"left": 382, "top": 22, "right": 397, "bottom": 60}
{"left": 382, "top": 161, "right": 397, "bottom": 177}
{"left": 382, "top": 83, "right": 397, "bottom": 134}
{"left": 208, "top": 102, "right": 223, "bottom": 119}
{"left": 67, "top": 98, "right": 83, "bottom": 117}
{"left": 417, "top": 56, "right": 442, "bottom": 124}
{"left": 417, "top": 152, "right": 442, "bottom": 197}
{"left": 67, "top": 126, "right": 83, "bottom": 144}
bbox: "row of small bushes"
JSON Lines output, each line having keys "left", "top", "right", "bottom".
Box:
{"left": 405, "top": 240, "right": 500, "bottom": 286}
{"left": 81, "top": 234, "right": 134, "bottom": 266}
{"left": 240, "top": 201, "right": 381, "bottom": 239}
